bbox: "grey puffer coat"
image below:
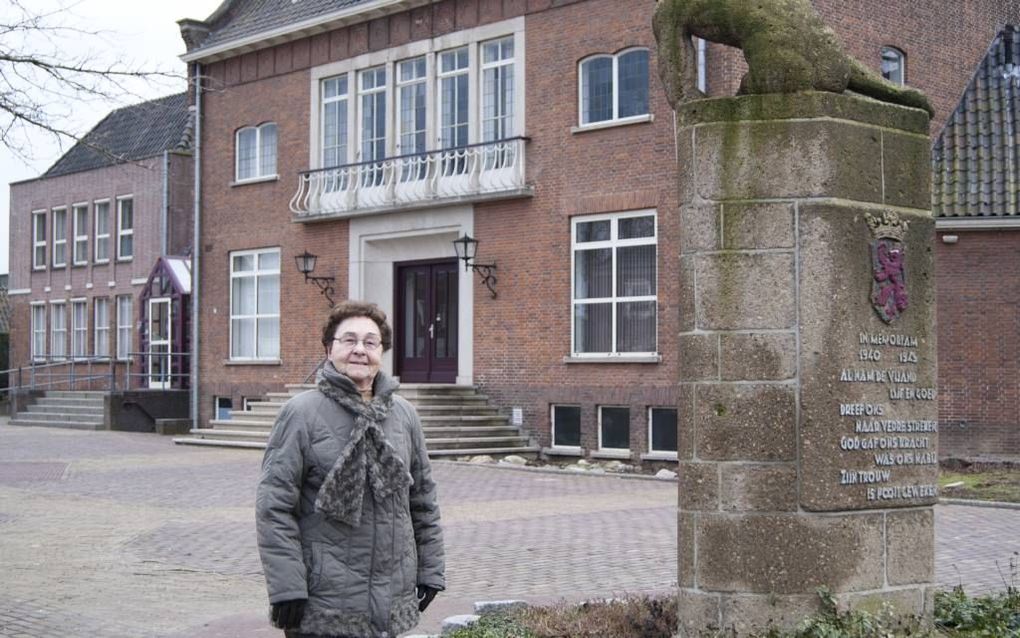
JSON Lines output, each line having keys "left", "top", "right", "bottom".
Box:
{"left": 256, "top": 368, "right": 445, "bottom": 638}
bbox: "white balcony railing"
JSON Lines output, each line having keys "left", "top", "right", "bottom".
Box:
{"left": 290, "top": 137, "right": 529, "bottom": 218}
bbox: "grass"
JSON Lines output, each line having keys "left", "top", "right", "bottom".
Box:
{"left": 940, "top": 460, "right": 1020, "bottom": 503}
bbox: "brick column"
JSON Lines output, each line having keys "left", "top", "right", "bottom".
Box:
{"left": 676, "top": 92, "right": 937, "bottom": 635}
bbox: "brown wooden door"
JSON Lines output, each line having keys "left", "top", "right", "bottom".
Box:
{"left": 395, "top": 260, "right": 459, "bottom": 383}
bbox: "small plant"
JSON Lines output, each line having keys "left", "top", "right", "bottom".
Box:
{"left": 934, "top": 583, "right": 1020, "bottom": 636}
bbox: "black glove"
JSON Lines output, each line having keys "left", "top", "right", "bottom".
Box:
{"left": 270, "top": 598, "right": 307, "bottom": 630}
{"left": 416, "top": 584, "right": 439, "bottom": 612}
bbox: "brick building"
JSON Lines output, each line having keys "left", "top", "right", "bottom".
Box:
{"left": 176, "top": 0, "right": 1017, "bottom": 460}
{"left": 7, "top": 93, "right": 194, "bottom": 392}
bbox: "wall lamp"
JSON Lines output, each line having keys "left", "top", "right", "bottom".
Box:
{"left": 453, "top": 234, "right": 497, "bottom": 299}
{"left": 294, "top": 251, "right": 336, "bottom": 306}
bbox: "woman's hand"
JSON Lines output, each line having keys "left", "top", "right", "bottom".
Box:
{"left": 270, "top": 598, "right": 307, "bottom": 629}
{"left": 416, "top": 584, "right": 439, "bottom": 612}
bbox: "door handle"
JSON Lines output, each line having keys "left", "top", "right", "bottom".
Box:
{"left": 428, "top": 322, "right": 435, "bottom": 339}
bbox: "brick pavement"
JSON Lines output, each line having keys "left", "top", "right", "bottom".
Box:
{"left": 0, "top": 424, "right": 1017, "bottom": 637}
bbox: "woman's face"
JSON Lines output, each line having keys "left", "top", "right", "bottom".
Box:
{"left": 328, "top": 316, "right": 384, "bottom": 387}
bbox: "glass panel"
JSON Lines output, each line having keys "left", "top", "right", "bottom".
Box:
{"left": 216, "top": 398, "right": 233, "bottom": 421}
{"left": 618, "top": 215, "right": 655, "bottom": 239}
{"left": 435, "top": 272, "right": 448, "bottom": 357}
{"left": 403, "top": 272, "right": 416, "bottom": 358}
{"left": 232, "top": 277, "right": 256, "bottom": 315}
{"left": 881, "top": 48, "right": 904, "bottom": 85}
{"left": 441, "top": 74, "right": 470, "bottom": 149}
{"left": 600, "top": 406, "right": 630, "bottom": 449}
{"left": 576, "top": 220, "right": 610, "bottom": 243}
{"left": 232, "top": 254, "right": 255, "bottom": 273}
{"left": 414, "top": 272, "right": 427, "bottom": 357}
{"left": 232, "top": 318, "right": 255, "bottom": 358}
{"left": 617, "top": 301, "right": 656, "bottom": 352}
{"left": 119, "top": 200, "right": 133, "bottom": 230}
{"left": 553, "top": 405, "right": 581, "bottom": 447}
{"left": 440, "top": 47, "right": 469, "bottom": 73}
{"left": 53, "top": 210, "right": 66, "bottom": 241}
{"left": 258, "top": 251, "right": 279, "bottom": 271}
{"left": 259, "top": 124, "right": 277, "bottom": 176}
{"left": 257, "top": 317, "right": 280, "bottom": 358}
{"left": 119, "top": 234, "right": 133, "bottom": 259}
{"left": 581, "top": 57, "right": 613, "bottom": 124}
{"left": 650, "top": 408, "right": 678, "bottom": 452}
{"left": 616, "top": 245, "right": 655, "bottom": 297}
{"left": 323, "top": 100, "right": 348, "bottom": 167}
{"left": 574, "top": 303, "right": 611, "bottom": 353}
{"left": 237, "top": 128, "right": 257, "bottom": 179}
{"left": 574, "top": 248, "right": 612, "bottom": 299}
{"left": 257, "top": 274, "right": 280, "bottom": 314}
{"left": 618, "top": 49, "right": 649, "bottom": 118}
{"left": 483, "top": 65, "right": 514, "bottom": 143}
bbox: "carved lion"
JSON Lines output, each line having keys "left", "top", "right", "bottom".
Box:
{"left": 652, "top": 0, "right": 934, "bottom": 116}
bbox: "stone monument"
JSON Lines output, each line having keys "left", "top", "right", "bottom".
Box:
{"left": 655, "top": 1, "right": 938, "bottom": 634}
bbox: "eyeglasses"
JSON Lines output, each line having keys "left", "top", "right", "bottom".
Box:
{"left": 332, "top": 335, "right": 382, "bottom": 351}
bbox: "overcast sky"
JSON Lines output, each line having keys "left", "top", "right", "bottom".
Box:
{"left": 0, "top": 0, "right": 223, "bottom": 275}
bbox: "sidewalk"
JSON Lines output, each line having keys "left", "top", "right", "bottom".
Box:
{"left": 0, "top": 425, "right": 1017, "bottom": 637}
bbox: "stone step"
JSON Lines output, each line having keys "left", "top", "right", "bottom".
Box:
{"left": 421, "top": 426, "right": 522, "bottom": 438}
{"left": 42, "top": 390, "right": 108, "bottom": 400}
{"left": 398, "top": 385, "right": 479, "bottom": 398}
{"left": 26, "top": 404, "right": 105, "bottom": 415}
{"left": 226, "top": 410, "right": 277, "bottom": 421}
{"left": 173, "top": 437, "right": 268, "bottom": 449}
{"left": 414, "top": 405, "right": 500, "bottom": 415}
{"left": 208, "top": 418, "right": 274, "bottom": 429}
{"left": 428, "top": 446, "right": 540, "bottom": 458}
{"left": 188, "top": 428, "right": 271, "bottom": 442}
{"left": 13, "top": 411, "right": 104, "bottom": 424}
{"left": 35, "top": 397, "right": 105, "bottom": 408}
{"left": 9, "top": 418, "right": 104, "bottom": 431}
{"left": 420, "top": 415, "right": 509, "bottom": 425}
{"left": 404, "top": 395, "right": 490, "bottom": 406}
{"left": 424, "top": 436, "right": 531, "bottom": 449}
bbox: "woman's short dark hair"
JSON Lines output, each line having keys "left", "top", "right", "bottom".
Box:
{"left": 321, "top": 301, "right": 393, "bottom": 352}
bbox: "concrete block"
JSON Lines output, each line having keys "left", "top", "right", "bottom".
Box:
{"left": 722, "top": 202, "right": 795, "bottom": 250}
{"left": 695, "top": 384, "right": 797, "bottom": 461}
{"left": 886, "top": 509, "right": 935, "bottom": 585}
{"left": 720, "top": 332, "right": 796, "bottom": 381}
{"left": 719, "top": 464, "right": 798, "bottom": 512}
{"left": 678, "top": 333, "right": 719, "bottom": 382}
{"left": 695, "top": 253, "right": 796, "bottom": 330}
{"left": 679, "top": 461, "right": 719, "bottom": 510}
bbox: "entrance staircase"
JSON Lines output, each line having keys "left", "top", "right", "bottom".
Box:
{"left": 173, "top": 384, "right": 539, "bottom": 458}
{"left": 8, "top": 391, "right": 107, "bottom": 430}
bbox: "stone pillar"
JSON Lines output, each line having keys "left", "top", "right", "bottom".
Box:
{"left": 676, "top": 92, "right": 937, "bottom": 635}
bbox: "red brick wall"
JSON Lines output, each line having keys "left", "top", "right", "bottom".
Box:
{"left": 936, "top": 230, "right": 1020, "bottom": 458}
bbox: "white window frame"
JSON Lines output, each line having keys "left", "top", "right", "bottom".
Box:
{"left": 116, "top": 295, "right": 133, "bottom": 361}
{"left": 550, "top": 404, "right": 583, "bottom": 452}
{"left": 229, "top": 247, "right": 281, "bottom": 361}
{"left": 577, "top": 47, "right": 650, "bottom": 128}
{"left": 570, "top": 209, "right": 658, "bottom": 357}
{"left": 480, "top": 35, "right": 515, "bottom": 142}
{"left": 597, "top": 405, "right": 631, "bottom": 452}
{"left": 72, "top": 203, "right": 89, "bottom": 266}
{"left": 93, "top": 199, "right": 110, "bottom": 264}
{"left": 70, "top": 298, "right": 88, "bottom": 360}
{"left": 214, "top": 396, "right": 234, "bottom": 421}
{"left": 321, "top": 75, "right": 350, "bottom": 167}
{"left": 51, "top": 207, "right": 67, "bottom": 268}
{"left": 32, "top": 210, "right": 46, "bottom": 270}
{"left": 647, "top": 406, "right": 679, "bottom": 456}
{"left": 881, "top": 46, "right": 906, "bottom": 86}
{"left": 235, "top": 122, "right": 279, "bottom": 182}
{"left": 30, "top": 302, "right": 46, "bottom": 362}
{"left": 94, "top": 297, "right": 110, "bottom": 358}
{"left": 396, "top": 56, "right": 428, "bottom": 156}
{"left": 50, "top": 301, "right": 67, "bottom": 361}
{"left": 116, "top": 196, "right": 134, "bottom": 261}
{"left": 308, "top": 17, "right": 526, "bottom": 170}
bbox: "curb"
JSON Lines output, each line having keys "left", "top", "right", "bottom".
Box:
{"left": 430, "top": 459, "right": 677, "bottom": 482}
{"left": 939, "top": 497, "right": 1020, "bottom": 511}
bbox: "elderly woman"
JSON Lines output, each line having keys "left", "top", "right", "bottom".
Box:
{"left": 256, "top": 301, "right": 445, "bottom": 638}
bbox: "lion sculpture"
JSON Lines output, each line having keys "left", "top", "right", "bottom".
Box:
{"left": 652, "top": 0, "right": 934, "bottom": 116}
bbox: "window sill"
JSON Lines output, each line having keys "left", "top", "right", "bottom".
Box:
{"left": 563, "top": 355, "right": 661, "bottom": 364}
{"left": 231, "top": 174, "right": 279, "bottom": 187}
{"left": 116, "top": 258, "right": 134, "bottom": 263}
{"left": 223, "top": 359, "right": 282, "bottom": 366}
{"left": 641, "top": 451, "right": 679, "bottom": 462}
{"left": 542, "top": 446, "right": 583, "bottom": 457}
{"left": 571, "top": 114, "right": 653, "bottom": 134}
{"left": 591, "top": 449, "right": 632, "bottom": 460}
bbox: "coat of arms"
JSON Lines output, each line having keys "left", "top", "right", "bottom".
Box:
{"left": 865, "top": 211, "right": 909, "bottom": 323}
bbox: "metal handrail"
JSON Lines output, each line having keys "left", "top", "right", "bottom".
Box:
{"left": 297, "top": 136, "right": 530, "bottom": 175}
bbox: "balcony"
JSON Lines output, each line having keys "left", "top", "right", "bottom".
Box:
{"left": 289, "top": 137, "right": 532, "bottom": 221}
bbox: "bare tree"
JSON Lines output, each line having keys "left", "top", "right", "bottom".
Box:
{"left": 0, "top": 0, "right": 182, "bottom": 161}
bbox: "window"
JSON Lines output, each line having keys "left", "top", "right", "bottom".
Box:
{"left": 117, "top": 197, "right": 133, "bottom": 260}
{"left": 52, "top": 208, "right": 67, "bottom": 267}
{"left": 438, "top": 47, "right": 470, "bottom": 151}
{"left": 578, "top": 48, "right": 649, "bottom": 126}
{"left": 236, "top": 122, "right": 278, "bottom": 181}
{"left": 72, "top": 204, "right": 88, "bottom": 265}
{"left": 215, "top": 396, "right": 234, "bottom": 421}
{"left": 571, "top": 211, "right": 657, "bottom": 355}
{"left": 360, "top": 66, "right": 387, "bottom": 186}
{"left": 881, "top": 47, "right": 905, "bottom": 85}
{"left": 322, "top": 76, "right": 349, "bottom": 167}
{"left": 116, "top": 295, "right": 133, "bottom": 360}
{"left": 94, "top": 298, "right": 110, "bottom": 357}
{"left": 230, "top": 248, "right": 280, "bottom": 360}
{"left": 50, "top": 302, "right": 67, "bottom": 360}
{"left": 598, "top": 406, "right": 630, "bottom": 451}
{"left": 32, "top": 211, "right": 46, "bottom": 270}
{"left": 71, "top": 300, "right": 88, "bottom": 359}
{"left": 31, "top": 304, "right": 46, "bottom": 361}
{"left": 397, "top": 56, "right": 427, "bottom": 180}
{"left": 551, "top": 405, "right": 582, "bottom": 448}
{"left": 648, "top": 407, "right": 678, "bottom": 454}
{"left": 481, "top": 36, "right": 515, "bottom": 142}
{"left": 94, "top": 200, "right": 110, "bottom": 263}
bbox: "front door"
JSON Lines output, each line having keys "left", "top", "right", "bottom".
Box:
{"left": 147, "top": 297, "right": 171, "bottom": 389}
{"left": 396, "top": 260, "right": 458, "bottom": 383}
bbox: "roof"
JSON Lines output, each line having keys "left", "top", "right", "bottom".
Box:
{"left": 43, "top": 92, "right": 193, "bottom": 179}
{"left": 182, "top": 0, "right": 370, "bottom": 59}
{"left": 165, "top": 257, "right": 193, "bottom": 295}
{"left": 933, "top": 25, "right": 1020, "bottom": 218}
